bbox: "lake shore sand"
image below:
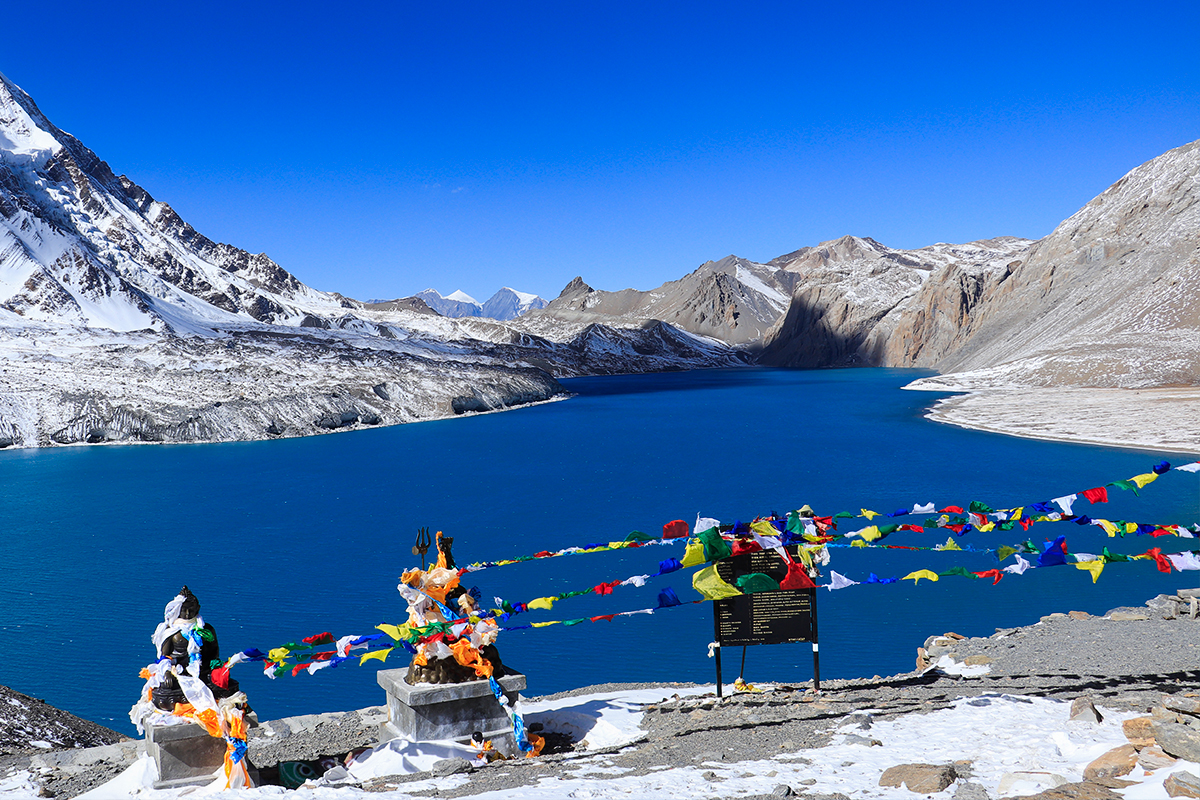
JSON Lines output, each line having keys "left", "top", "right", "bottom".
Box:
{"left": 912, "top": 386, "right": 1200, "bottom": 456}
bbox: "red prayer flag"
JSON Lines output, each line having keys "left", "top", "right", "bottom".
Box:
{"left": 973, "top": 569, "right": 1003, "bottom": 585}
{"left": 780, "top": 562, "right": 817, "bottom": 590}
{"left": 1144, "top": 547, "right": 1173, "bottom": 573}
{"left": 662, "top": 520, "right": 689, "bottom": 539}
{"left": 1082, "top": 487, "right": 1108, "bottom": 504}
{"left": 210, "top": 666, "right": 231, "bottom": 689}
{"left": 302, "top": 632, "right": 334, "bottom": 646}
{"left": 731, "top": 537, "right": 762, "bottom": 556}
{"left": 590, "top": 614, "right": 617, "bottom": 622}
{"left": 1019, "top": 518, "right": 1034, "bottom": 531}
{"left": 939, "top": 506, "right": 965, "bottom": 514}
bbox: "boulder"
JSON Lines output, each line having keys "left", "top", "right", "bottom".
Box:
{"left": 1152, "top": 721, "right": 1200, "bottom": 762}
{"left": 1138, "top": 745, "right": 1176, "bottom": 771}
{"left": 1108, "top": 611, "right": 1150, "bottom": 621}
{"left": 1124, "top": 717, "right": 1157, "bottom": 747}
{"left": 1165, "top": 770, "right": 1200, "bottom": 798}
{"left": 1016, "top": 780, "right": 1125, "bottom": 799}
{"left": 1082, "top": 744, "right": 1137, "bottom": 780}
{"left": 1068, "top": 610, "right": 1093, "bottom": 620}
{"left": 1071, "top": 697, "right": 1104, "bottom": 723}
{"left": 879, "top": 763, "right": 957, "bottom": 793}
{"left": 1165, "top": 696, "right": 1200, "bottom": 717}
{"left": 998, "top": 771, "right": 1068, "bottom": 795}
{"left": 431, "top": 758, "right": 473, "bottom": 777}
{"left": 952, "top": 781, "right": 990, "bottom": 799}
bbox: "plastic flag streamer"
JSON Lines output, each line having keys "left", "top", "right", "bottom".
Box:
{"left": 212, "top": 459, "right": 1200, "bottom": 749}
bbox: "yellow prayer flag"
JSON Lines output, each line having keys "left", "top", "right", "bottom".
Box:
{"left": 1075, "top": 560, "right": 1105, "bottom": 583}
{"left": 532, "top": 621, "right": 558, "bottom": 628}
{"left": 860, "top": 526, "right": 882, "bottom": 542}
{"left": 527, "top": 597, "right": 556, "bottom": 611}
{"left": 1011, "top": 507, "right": 1024, "bottom": 521}
{"left": 692, "top": 565, "right": 744, "bottom": 600}
{"left": 936, "top": 537, "right": 961, "bottom": 551}
{"left": 902, "top": 569, "right": 940, "bottom": 584}
{"left": 1125, "top": 522, "right": 1138, "bottom": 534}
{"left": 978, "top": 522, "right": 995, "bottom": 532}
{"left": 851, "top": 540, "right": 869, "bottom": 548}
{"left": 861, "top": 509, "right": 880, "bottom": 520}
{"left": 1131, "top": 472, "right": 1158, "bottom": 488}
{"left": 1095, "top": 519, "right": 1118, "bottom": 537}
{"left": 681, "top": 538, "right": 707, "bottom": 567}
{"left": 750, "top": 520, "right": 780, "bottom": 539}
{"left": 375, "top": 623, "right": 411, "bottom": 641}
{"left": 267, "top": 647, "right": 291, "bottom": 663}
{"left": 360, "top": 648, "right": 391, "bottom": 665}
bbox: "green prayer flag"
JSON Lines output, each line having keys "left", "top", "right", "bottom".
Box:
{"left": 998, "top": 520, "right": 1016, "bottom": 531}
{"left": 939, "top": 566, "right": 977, "bottom": 578}
{"left": 877, "top": 524, "right": 900, "bottom": 535}
{"left": 996, "top": 545, "right": 1019, "bottom": 561}
{"left": 1101, "top": 547, "right": 1130, "bottom": 562}
{"left": 1021, "top": 540, "right": 1039, "bottom": 554}
{"left": 969, "top": 501, "right": 995, "bottom": 513}
{"left": 736, "top": 573, "right": 781, "bottom": 594}
{"left": 833, "top": 511, "right": 855, "bottom": 519}
{"left": 562, "top": 618, "right": 585, "bottom": 626}
{"left": 1107, "top": 479, "right": 1140, "bottom": 495}
{"left": 624, "top": 530, "right": 652, "bottom": 542}
{"left": 698, "top": 527, "right": 733, "bottom": 563}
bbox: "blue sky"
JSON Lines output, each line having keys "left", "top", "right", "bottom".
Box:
{"left": 5, "top": 1, "right": 1198, "bottom": 302}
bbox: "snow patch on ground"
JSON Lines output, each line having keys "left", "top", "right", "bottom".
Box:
{"left": 19, "top": 688, "right": 1200, "bottom": 799}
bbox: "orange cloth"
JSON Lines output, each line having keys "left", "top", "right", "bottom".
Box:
{"left": 449, "top": 637, "right": 494, "bottom": 677}
{"left": 526, "top": 733, "right": 546, "bottom": 757}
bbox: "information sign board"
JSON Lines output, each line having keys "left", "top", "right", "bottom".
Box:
{"left": 710, "top": 545, "right": 820, "bottom": 695}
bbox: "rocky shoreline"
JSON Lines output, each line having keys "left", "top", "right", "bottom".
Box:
{"left": 8, "top": 589, "right": 1200, "bottom": 798}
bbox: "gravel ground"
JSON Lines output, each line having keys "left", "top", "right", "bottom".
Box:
{"left": 355, "top": 603, "right": 1200, "bottom": 798}
{"left": 14, "top": 600, "right": 1200, "bottom": 798}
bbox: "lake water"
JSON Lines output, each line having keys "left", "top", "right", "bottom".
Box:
{"left": 1, "top": 367, "right": 1196, "bottom": 735}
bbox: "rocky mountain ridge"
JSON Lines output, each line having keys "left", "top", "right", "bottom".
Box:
{"left": 0, "top": 72, "right": 744, "bottom": 448}
{"left": 523, "top": 140, "right": 1198, "bottom": 397}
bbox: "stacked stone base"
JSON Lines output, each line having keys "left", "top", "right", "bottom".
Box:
{"left": 376, "top": 668, "right": 526, "bottom": 757}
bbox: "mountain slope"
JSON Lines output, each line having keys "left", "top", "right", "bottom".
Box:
{"left": 757, "top": 236, "right": 1033, "bottom": 367}
{"left": 515, "top": 256, "right": 793, "bottom": 345}
{"left": 0, "top": 72, "right": 746, "bottom": 448}
{"left": 906, "top": 139, "right": 1200, "bottom": 389}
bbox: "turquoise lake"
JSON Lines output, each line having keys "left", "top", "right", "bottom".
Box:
{"left": 1, "top": 367, "right": 1197, "bottom": 734}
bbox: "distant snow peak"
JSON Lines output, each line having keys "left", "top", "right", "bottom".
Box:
{"left": 413, "top": 287, "right": 547, "bottom": 321}
{"left": 445, "top": 289, "right": 478, "bottom": 304}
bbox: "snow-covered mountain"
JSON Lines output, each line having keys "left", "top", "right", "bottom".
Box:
{"left": 0, "top": 72, "right": 743, "bottom": 447}
{"left": 411, "top": 288, "right": 548, "bottom": 320}
{"left": 481, "top": 287, "right": 548, "bottom": 320}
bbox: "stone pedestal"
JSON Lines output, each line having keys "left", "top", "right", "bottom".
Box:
{"left": 377, "top": 668, "right": 526, "bottom": 756}
{"left": 145, "top": 714, "right": 258, "bottom": 789}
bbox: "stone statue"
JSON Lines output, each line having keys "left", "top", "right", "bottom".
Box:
{"left": 149, "top": 586, "right": 241, "bottom": 711}
{"left": 399, "top": 533, "right": 507, "bottom": 685}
